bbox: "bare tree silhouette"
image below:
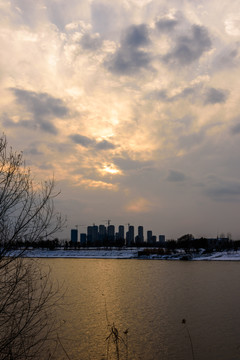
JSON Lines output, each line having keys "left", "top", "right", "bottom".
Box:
{"left": 0, "top": 134, "right": 64, "bottom": 360}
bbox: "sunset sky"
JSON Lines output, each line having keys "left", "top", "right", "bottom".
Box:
{"left": 1, "top": 0, "right": 240, "bottom": 240}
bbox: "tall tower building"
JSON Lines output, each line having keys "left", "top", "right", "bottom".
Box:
{"left": 118, "top": 225, "right": 124, "bottom": 240}
{"left": 80, "top": 233, "right": 87, "bottom": 246}
{"left": 99, "top": 224, "right": 106, "bottom": 244}
{"left": 87, "top": 226, "right": 93, "bottom": 245}
{"left": 147, "top": 230, "right": 152, "bottom": 244}
{"left": 138, "top": 226, "right": 144, "bottom": 243}
{"left": 129, "top": 225, "right": 134, "bottom": 245}
{"left": 159, "top": 235, "right": 165, "bottom": 244}
{"left": 108, "top": 225, "right": 115, "bottom": 243}
{"left": 92, "top": 225, "right": 98, "bottom": 245}
{"left": 71, "top": 229, "right": 78, "bottom": 243}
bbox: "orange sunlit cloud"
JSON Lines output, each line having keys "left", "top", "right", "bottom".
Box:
{"left": 125, "top": 198, "right": 153, "bottom": 213}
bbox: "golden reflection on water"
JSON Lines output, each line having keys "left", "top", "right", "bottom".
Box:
{"left": 40, "top": 258, "right": 240, "bottom": 360}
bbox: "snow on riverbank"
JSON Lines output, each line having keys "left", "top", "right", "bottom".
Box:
{"left": 10, "top": 248, "right": 240, "bottom": 260}
{"left": 14, "top": 248, "right": 140, "bottom": 259}
{"left": 193, "top": 250, "right": 240, "bottom": 261}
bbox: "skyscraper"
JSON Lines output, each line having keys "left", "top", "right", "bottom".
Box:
{"left": 159, "top": 235, "right": 165, "bottom": 244}
{"left": 118, "top": 225, "right": 124, "bottom": 240}
{"left": 108, "top": 225, "right": 115, "bottom": 243}
{"left": 99, "top": 224, "right": 106, "bottom": 244}
{"left": 71, "top": 229, "right": 78, "bottom": 243}
{"left": 129, "top": 225, "right": 134, "bottom": 245}
{"left": 80, "top": 233, "right": 87, "bottom": 246}
{"left": 138, "top": 226, "right": 144, "bottom": 243}
{"left": 147, "top": 230, "right": 152, "bottom": 244}
{"left": 87, "top": 226, "right": 93, "bottom": 245}
{"left": 92, "top": 225, "right": 98, "bottom": 245}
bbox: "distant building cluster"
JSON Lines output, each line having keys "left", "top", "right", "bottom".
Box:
{"left": 70, "top": 223, "right": 165, "bottom": 247}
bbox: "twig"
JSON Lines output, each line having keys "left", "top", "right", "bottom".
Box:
{"left": 182, "top": 319, "right": 195, "bottom": 360}
{"left": 57, "top": 333, "right": 71, "bottom": 360}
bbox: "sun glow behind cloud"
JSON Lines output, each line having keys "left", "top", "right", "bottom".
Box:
{"left": 100, "top": 164, "right": 122, "bottom": 175}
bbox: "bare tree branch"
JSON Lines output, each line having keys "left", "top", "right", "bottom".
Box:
{"left": 0, "top": 134, "right": 65, "bottom": 360}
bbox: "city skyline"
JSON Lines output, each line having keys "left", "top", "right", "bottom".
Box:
{"left": 70, "top": 222, "right": 166, "bottom": 246}
{"left": 1, "top": 0, "right": 240, "bottom": 240}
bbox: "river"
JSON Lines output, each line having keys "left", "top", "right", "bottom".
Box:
{"left": 43, "top": 259, "right": 240, "bottom": 360}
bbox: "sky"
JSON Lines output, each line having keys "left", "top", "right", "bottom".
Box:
{"left": 1, "top": 0, "right": 240, "bottom": 240}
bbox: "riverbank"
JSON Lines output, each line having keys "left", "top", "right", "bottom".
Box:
{"left": 9, "top": 248, "right": 240, "bottom": 260}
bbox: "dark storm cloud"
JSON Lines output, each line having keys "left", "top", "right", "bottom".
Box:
{"left": 167, "top": 170, "right": 187, "bottom": 182}
{"left": 155, "top": 18, "right": 178, "bottom": 32}
{"left": 105, "top": 24, "right": 152, "bottom": 75}
{"left": 9, "top": 88, "right": 69, "bottom": 134}
{"left": 80, "top": 33, "right": 102, "bottom": 51}
{"left": 204, "top": 87, "right": 228, "bottom": 105}
{"left": 163, "top": 25, "right": 212, "bottom": 65}
{"left": 70, "top": 134, "right": 116, "bottom": 151}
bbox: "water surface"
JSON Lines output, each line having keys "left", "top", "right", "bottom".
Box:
{"left": 44, "top": 259, "right": 240, "bottom": 360}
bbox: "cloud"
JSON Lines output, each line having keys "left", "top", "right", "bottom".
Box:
{"left": 230, "top": 122, "right": 240, "bottom": 135}
{"left": 204, "top": 87, "right": 228, "bottom": 105}
{"left": 12, "top": 89, "right": 68, "bottom": 118}
{"left": 80, "top": 33, "right": 102, "bottom": 51}
{"left": 205, "top": 181, "right": 240, "bottom": 201}
{"left": 125, "top": 197, "right": 152, "bottom": 213}
{"left": 95, "top": 140, "right": 116, "bottom": 150}
{"left": 70, "top": 134, "right": 116, "bottom": 150}
{"left": 24, "top": 144, "right": 43, "bottom": 156}
{"left": 213, "top": 46, "right": 239, "bottom": 70}
{"left": 106, "top": 49, "right": 151, "bottom": 75}
{"left": 163, "top": 24, "right": 212, "bottom": 65}
{"left": 146, "top": 84, "right": 228, "bottom": 107}
{"left": 113, "top": 156, "right": 153, "bottom": 171}
{"left": 9, "top": 88, "right": 69, "bottom": 134}
{"left": 70, "top": 134, "right": 95, "bottom": 147}
{"left": 155, "top": 18, "right": 178, "bottom": 32}
{"left": 2, "top": 114, "right": 35, "bottom": 130}
{"left": 178, "top": 131, "right": 205, "bottom": 149}
{"left": 167, "top": 170, "right": 187, "bottom": 182}
{"left": 122, "top": 24, "right": 150, "bottom": 47}
{"left": 105, "top": 24, "right": 152, "bottom": 75}
{"left": 147, "top": 85, "right": 198, "bottom": 102}
{"left": 91, "top": 2, "right": 119, "bottom": 38}
{"left": 46, "top": 0, "right": 90, "bottom": 31}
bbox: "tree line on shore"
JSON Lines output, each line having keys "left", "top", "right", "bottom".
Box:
{"left": 9, "top": 234, "right": 240, "bottom": 253}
